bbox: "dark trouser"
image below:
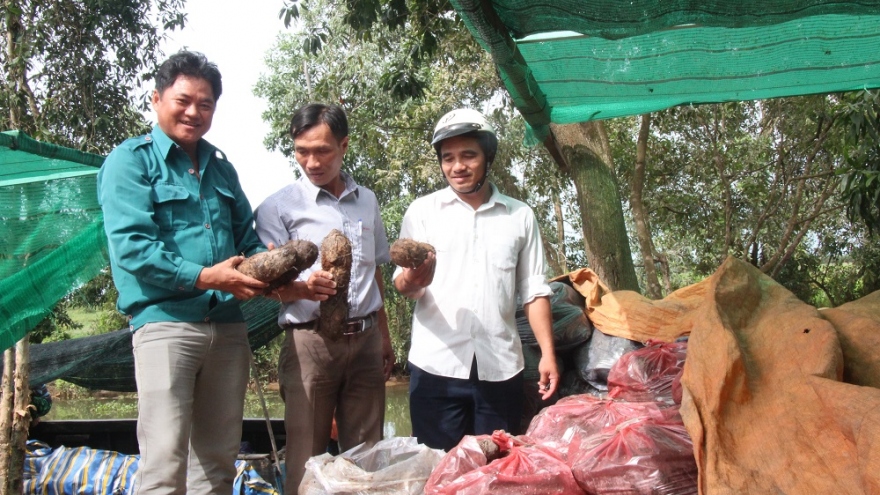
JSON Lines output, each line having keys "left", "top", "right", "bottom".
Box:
{"left": 408, "top": 359, "right": 523, "bottom": 451}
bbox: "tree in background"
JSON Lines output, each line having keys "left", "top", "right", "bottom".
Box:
{"left": 266, "top": 0, "right": 880, "bottom": 314}
{"left": 611, "top": 94, "right": 880, "bottom": 305}
{"left": 278, "top": 0, "right": 643, "bottom": 291}
{"left": 0, "top": 0, "right": 187, "bottom": 153}
{"left": 840, "top": 90, "right": 880, "bottom": 236}
{"left": 259, "top": 0, "right": 579, "bottom": 366}
{"left": 1, "top": 0, "right": 187, "bottom": 342}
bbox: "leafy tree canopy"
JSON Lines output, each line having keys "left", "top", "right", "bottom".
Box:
{"left": 1, "top": 0, "right": 187, "bottom": 153}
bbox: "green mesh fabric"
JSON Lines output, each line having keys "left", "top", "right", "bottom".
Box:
{"left": 450, "top": 0, "right": 880, "bottom": 143}
{"left": 1, "top": 131, "right": 286, "bottom": 391}
{"left": 17, "top": 298, "right": 283, "bottom": 392}
{"left": 0, "top": 131, "right": 108, "bottom": 351}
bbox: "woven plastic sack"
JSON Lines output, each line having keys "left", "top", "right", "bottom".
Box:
{"left": 517, "top": 282, "right": 592, "bottom": 352}
{"left": 607, "top": 340, "right": 688, "bottom": 404}
{"left": 569, "top": 415, "right": 698, "bottom": 495}
{"left": 574, "top": 329, "right": 642, "bottom": 391}
{"left": 557, "top": 367, "right": 606, "bottom": 399}
{"left": 525, "top": 395, "right": 666, "bottom": 462}
{"left": 299, "top": 436, "right": 444, "bottom": 495}
{"left": 425, "top": 431, "right": 583, "bottom": 495}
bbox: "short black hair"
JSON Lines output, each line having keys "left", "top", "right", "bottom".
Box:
{"left": 155, "top": 50, "right": 222, "bottom": 101}
{"left": 290, "top": 104, "right": 348, "bottom": 142}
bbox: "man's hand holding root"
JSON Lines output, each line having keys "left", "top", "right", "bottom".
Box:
{"left": 196, "top": 256, "right": 268, "bottom": 300}
{"left": 393, "top": 252, "right": 436, "bottom": 299}
{"left": 272, "top": 270, "right": 337, "bottom": 303}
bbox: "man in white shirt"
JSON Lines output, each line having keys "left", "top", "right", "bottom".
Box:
{"left": 393, "top": 108, "right": 559, "bottom": 451}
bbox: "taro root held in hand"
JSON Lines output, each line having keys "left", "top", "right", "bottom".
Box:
{"left": 237, "top": 240, "right": 318, "bottom": 292}
{"left": 390, "top": 238, "right": 436, "bottom": 268}
{"left": 319, "top": 229, "right": 352, "bottom": 340}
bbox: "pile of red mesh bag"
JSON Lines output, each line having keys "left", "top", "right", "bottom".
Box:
{"left": 425, "top": 340, "right": 698, "bottom": 494}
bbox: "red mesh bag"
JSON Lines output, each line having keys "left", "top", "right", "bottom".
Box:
{"left": 426, "top": 431, "right": 584, "bottom": 495}
{"left": 569, "top": 414, "right": 698, "bottom": 495}
{"left": 424, "top": 434, "right": 492, "bottom": 494}
{"left": 525, "top": 395, "right": 666, "bottom": 462}
{"left": 607, "top": 340, "right": 687, "bottom": 404}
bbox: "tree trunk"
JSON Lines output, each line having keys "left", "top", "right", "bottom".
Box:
{"left": 4, "top": 3, "right": 23, "bottom": 128}
{"left": 0, "top": 347, "right": 15, "bottom": 495}
{"left": 8, "top": 338, "right": 30, "bottom": 494}
{"left": 549, "top": 122, "right": 641, "bottom": 292}
{"left": 630, "top": 114, "right": 663, "bottom": 299}
{"left": 553, "top": 192, "right": 568, "bottom": 274}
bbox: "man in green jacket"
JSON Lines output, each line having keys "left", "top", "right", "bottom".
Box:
{"left": 98, "top": 50, "right": 267, "bottom": 494}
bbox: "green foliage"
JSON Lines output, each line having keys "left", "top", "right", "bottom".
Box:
{"left": 380, "top": 194, "right": 416, "bottom": 370}
{"left": 257, "top": 0, "right": 585, "bottom": 364}
{"left": 630, "top": 96, "right": 851, "bottom": 284}
{"left": 263, "top": 0, "right": 879, "bottom": 319}
{"left": 839, "top": 90, "right": 880, "bottom": 235}
{"left": 274, "top": 0, "right": 459, "bottom": 100}
{"left": 774, "top": 235, "right": 880, "bottom": 308}
{"left": 69, "top": 269, "right": 117, "bottom": 310}
{"left": 95, "top": 309, "right": 128, "bottom": 333}
{"left": 29, "top": 300, "right": 81, "bottom": 344}
{"left": 251, "top": 333, "right": 285, "bottom": 384}
{"left": 68, "top": 268, "right": 128, "bottom": 333}
{"left": 0, "top": 0, "right": 187, "bottom": 153}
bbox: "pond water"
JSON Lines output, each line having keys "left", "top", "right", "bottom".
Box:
{"left": 45, "top": 383, "right": 412, "bottom": 438}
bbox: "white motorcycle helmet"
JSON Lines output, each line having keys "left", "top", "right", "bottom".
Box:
{"left": 431, "top": 108, "right": 498, "bottom": 194}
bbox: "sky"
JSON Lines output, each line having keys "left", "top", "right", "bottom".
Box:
{"left": 145, "top": 0, "right": 296, "bottom": 208}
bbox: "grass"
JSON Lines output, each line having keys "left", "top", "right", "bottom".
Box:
{"left": 67, "top": 307, "right": 105, "bottom": 339}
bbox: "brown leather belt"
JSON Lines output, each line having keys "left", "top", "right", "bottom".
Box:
{"left": 284, "top": 311, "right": 377, "bottom": 336}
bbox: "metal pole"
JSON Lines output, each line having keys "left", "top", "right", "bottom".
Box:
{"left": 250, "top": 355, "right": 284, "bottom": 494}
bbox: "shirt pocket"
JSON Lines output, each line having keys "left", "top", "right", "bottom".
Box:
{"left": 152, "top": 183, "right": 192, "bottom": 231}
{"left": 211, "top": 184, "right": 236, "bottom": 234}
{"left": 486, "top": 236, "right": 518, "bottom": 273}
{"left": 357, "top": 220, "right": 376, "bottom": 268}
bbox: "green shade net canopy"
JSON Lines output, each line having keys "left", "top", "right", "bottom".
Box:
{"left": 0, "top": 131, "right": 108, "bottom": 352}
{"left": 449, "top": 0, "right": 880, "bottom": 143}
{"left": 0, "top": 131, "right": 283, "bottom": 391}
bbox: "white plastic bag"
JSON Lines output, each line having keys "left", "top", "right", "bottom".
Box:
{"left": 299, "top": 437, "right": 444, "bottom": 495}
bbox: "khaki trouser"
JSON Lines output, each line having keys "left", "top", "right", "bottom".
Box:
{"left": 279, "top": 324, "right": 385, "bottom": 493}
{"left": 132, "top": 321, "right": 250, "bottom": 495}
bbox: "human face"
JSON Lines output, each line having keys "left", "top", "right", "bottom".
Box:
{"left": 440, "top": 135, "right": 488, "bottom": 197}
{"left": 152, "top": 75, "right": 215, "bottom": 156}
{"left": 294, "top": 122, "right": 349, "bottom": 197}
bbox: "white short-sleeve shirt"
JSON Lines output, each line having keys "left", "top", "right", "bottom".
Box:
{"left": 394, "top": 184, "right": 551, "bottom": 381}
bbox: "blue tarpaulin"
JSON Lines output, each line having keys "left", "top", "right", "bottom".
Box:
{"left": 23, "top": 440, "right": 278, "bottom": 495}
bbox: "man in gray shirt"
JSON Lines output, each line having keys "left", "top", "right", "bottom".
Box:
{"left": 254, "top": 103, "right": 393, "bottom": 492}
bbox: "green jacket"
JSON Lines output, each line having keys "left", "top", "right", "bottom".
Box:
{"left": 98, "top": 127, "right": 264, "bottom": 330}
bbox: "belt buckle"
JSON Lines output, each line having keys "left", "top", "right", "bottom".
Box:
{"left": 342, "top": 319, "right": 364, "bottom": 336}
{"left": 342, "top": 314, "right": 372, "bottom": 336}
